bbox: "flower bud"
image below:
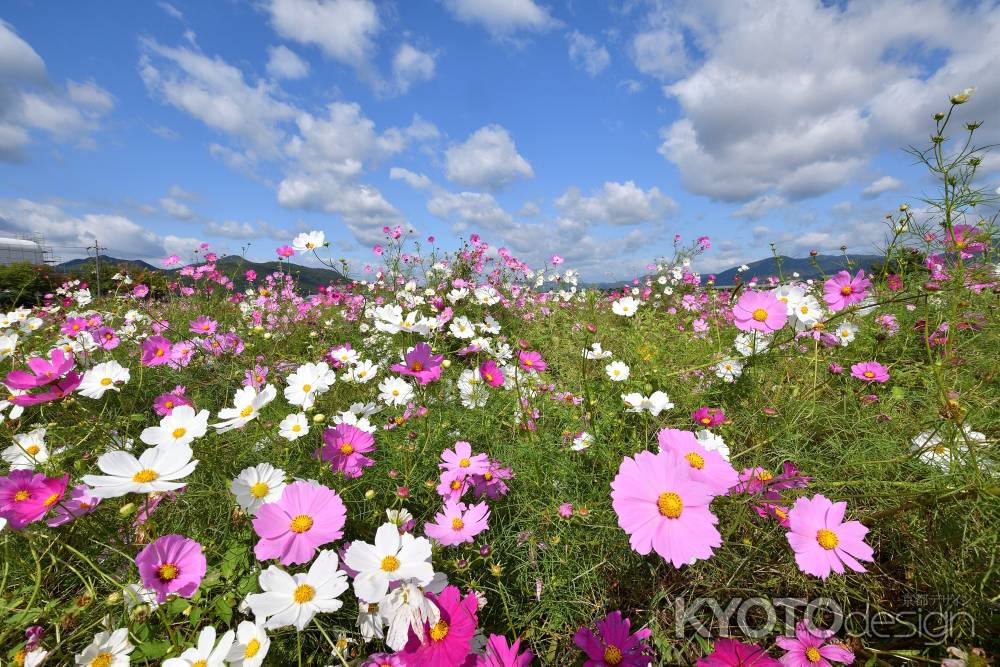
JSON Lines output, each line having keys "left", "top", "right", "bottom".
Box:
{"left": 364, "top": 489, "right": 375, "bottom": 500}
{"left": 950, "top": 87, "right": 975, "bottom": 105}
{"left": 119, "top": 502, "right": 136, "bottom": 516}
{"left": 312, "top": 413, "right": 326, "bottom": 424}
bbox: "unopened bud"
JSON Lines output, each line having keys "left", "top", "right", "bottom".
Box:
{"left": 312, "top": 413, "right": 325, "bottom": 424}
{"left": 950, "top": 87, "right": 975, "bottom": 105}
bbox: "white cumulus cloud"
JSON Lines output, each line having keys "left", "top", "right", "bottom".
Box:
{"left": 445, "top": 124, "right": 534, "bottom": 190}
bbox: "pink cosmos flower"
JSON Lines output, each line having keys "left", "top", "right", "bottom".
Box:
{"left": 252, "top": 481, "right": 347, "bottom": 565}
{"left": 558, "top": 503, "right": 573, "bottom": 518}
{"left": 61, "top": 317, "right": 89, "bottom": 337}
{"left": 153, "top": 386, "right": 193, "bottom": 416}
{"left": 95, "top": 326, "right": 120, "bottom": 350}
{"left": 733, "top": 290, "right": 788, "bottom": 333}
{"left": 318, "top": 423, "right": 376, "bottom": 478}
{"left": 47, "top": 484, "right": 101, "bottom": 527}
{"left": 785, "top": 494, "right": 873, "bottom": 579}
{"left": 362, "top": 654, "right": 404, "bottom": 667}
{"left": 440, "top": 441, "right": 490, "bottom": 479}
{"left": 133, "top": 284, "right": 149, "bottom": 298}
{"left": 657, "top": 428, "right": 738, "bottom": 497}
{"left": 189, "top": 316, "right": 218, "bottom": 335}
{"left": 478, "top": 359, "right": 505, "bottom": 387}
{"left": 518, "top": 350, "right": 546, "bottom": 373}
{"left": 424, "top": 499, "right": 490, "bottom": 547}
{"left": 400, "top": 585, "right": 478, "bottom": 667}
{"left": 691, "top": 407, "right": 725, "bottom": 428}
{"left": 697, "top": 639, "right": 780, "bottom": 666}
{"left": 0, "top": 471, "right": 69, "bottom": 529}
{"left": 479, "top": 635, "right": 534, "bottom": 666}
{"left": 141, "top": 335, "right": 173, "bottom": 366}
{"left": 163, "top": 254, "right": 181, "bottom": 266}
{"left": 470, "top": 459, "right": 512, "bottom": 500}
{"left": 610, "top": 450, "right": 722, "bottom": 567}
{"left": 551, "top": 255, "right": 564, "bottom": 265}
{"left": 135, "top": 534, "right": 207, "bottom": 603}
{"left": 850, "top": 361, "right": 888, "bottom": 383}
{"left": 5, "top": 348, "right": 75, "bottom": 389}
{"left": 436, "top": 472, "right": 471, "bottom": 502}
{"left": 10, "top": 373, "right": 81, "bottom": 406}
{"left": 391, "top": 343, "right": 444, "bottom": 384}
{"left": 823, "top": 270, "right": 870, "bottom": 312}
{"left": 775, "top": 621, "right": 854, "bottom": 667}
{"left": 573, "top": 610, "right": 653, "bottom": 667}
{"left": 276, "top": 245, "right": 295, "bottom": 258}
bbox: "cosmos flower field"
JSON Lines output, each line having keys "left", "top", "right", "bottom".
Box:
{"left": 1, "top": 104, "right": 998, "bottom": 666}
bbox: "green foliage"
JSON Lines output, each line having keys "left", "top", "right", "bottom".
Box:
{"left": 0, "top": 262, "right": 57, "bottom": 306}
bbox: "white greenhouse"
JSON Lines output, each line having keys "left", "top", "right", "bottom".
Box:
{"left": 0, "top": 237, "right": 47, "bottom": 265}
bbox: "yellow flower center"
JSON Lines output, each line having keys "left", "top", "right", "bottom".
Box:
{"left": 249, "top": 482, "right": 270, "bottom": 498}
{"left": 863, "top": 371, "right": 874, "bottom": 378}
{"left": 290, "top": 514, "right": 314, "bottom": 533}
{"left": 450, "top": 479, "right": 462, "bottom": 490}
{"left": 158, "top": 563, "right": 179, "bottom": 581}
{"left": 451, "top": 517, "right": 465, "bottom": 531}
{"left": 805, "top": 646, "right": 822, "bottom": 662}
{"left": 699, "top": 417, "right": 711, "bottom": 425}
{"left": 459, "top": 458, "right": 471, "bottom": 468}
{"left": 100, "top": 377, "right": 113, "bottom": 386}
{"left": 292, "top": 424, "right": 301, "bottom": 432}
{"left": 380, "top": 555, "right": 401, "bottom": 572}
{"left": 484, "top": 372, "right": 494, "bottom": 382}
{"left": 657, "top": 492, "right": 683, "bottom": 518}
{"left": 411, "top": 361, "right": 424, "bottom": 372}
{"left": 817, "top": 528, "right": 839, "bottom": 550}
{"left": 302, "top": 384, "right": 312, "bottom": 393}
{"left": 44, "top": 492, "right": 61, "bottom": 507}
{"left": 192, "top": 660, "right": 207, "bottom": 667}
{"left": 483, "top": 471, "right": 493, "bottom": 481}
{"left": 752, "top": 308, "right": 768, "bottom": 322}
{"left": 603, "top": 644, "right": 624, "bottom": 665}
{"left": 339, "top": 443, "right": 354, "bottom": 455}
{"left": 244, "top": 638, "right": 261, "bottom": 658}
{"left": 684, "top": 452, "right": 705, "bottom": 470}
{"left": 133, "top": 469, "right": 159, "bottom": 483}
{"left": 391, "top": 389, "right": 400, "bottom": 396}
{"left": 155, "top": 348, "right": 165, "bottom": 357}
{"left": 368, "top": 602, "right": 380, "bottom": 614}
{"left": 756, "top": 470, "right": 773, "bottom": 482}
{"left": 164, "top": 400, "right": 174, "bottom": 409}
{"left": 14, "top": 490, "right": 30, "bottom": 502}
{"left": 25, "top": 444, "right": 40, "bottom": 456}
{"left": 293, "top": 583, "right": 315, "bottom": 603}
{"left": 172, "top": 427, "right": 187, "bottom": 439}
{"left": 840, "top": 286, "right": 853, "bottom": 296}
{"left": 90, "top": 652, "right": 114, "bottom": 667}
{"left": 429, "top": 620, "right": 449, "bottom": 641}
{"left": 524, "top": 358, "right": 533, "bottom": 366}
{"left": 239, "top": 405, "right": 254, "bottom": 418}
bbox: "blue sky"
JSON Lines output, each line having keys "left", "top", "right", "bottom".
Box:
{"left": 1, "top": 0, "right": 998, "bottom": 280}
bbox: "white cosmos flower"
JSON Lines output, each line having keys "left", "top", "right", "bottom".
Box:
{"left": 734, "top": 331, "right": 771, "bottom": 357}
{"left": 611, "top": 296, "right": 641, "bottom": 317}
{"left": 571, "top": 432, "right": 593, "bottom": 451}
{"left": 333, "top": 410, "right": 376, "bottom": 434}
{"left": 214, "top": 384, "right": 277, "bottom": 432}
{"left": 380, "top": 573, "right": 448, "bottom": 650}
{"left": 225, "top": 621, "right": 270, "bottom": 667}
{"left": 694, "top": 430, "right": 731, "bottom": 461}
{"left": 284, "top": 362, "right": 336, "bottom": 409}
{"left": 345, "top": 359, "right": 378, "bottom": 384}
{"left": 123, "top": 583, "right": 160, "bottom": 610}
{"left": 479, "top": 315, "right": 501, "bottom": 335}
{"left": 605, "top": 361, "right": 630, "bottom": 382}
{"left": 378, "top": 377, "right": 413, "bottom": 406}
{"left": 621, "top": 391, "right": 673, "bottom": 416}
{"left": 357, "top": 599, "right": 386, "bottom": 641}
{"left": 292, "top": 230, "right": 325, "bottom": 254}
{"left": 230, "top": 463, "right": 287, "bottom": 515}
{"left": 386, "top": 507, "right": 413, "bottom": 527}
{"left": 0, "top": 333, "right": 18, "bottom": 360}
{"left": 714, "top": 359, "right": 743, "bottom": 383}
{"left": 140, "top": 405, "right": 209, "bottom": 448}
{"left": 162, "top": 625, "right": 234, "bottom": 667}
{"left": 246, "top": 549, "right": 348, "bottom": 631}
{"left": 82, "top": 444, "right": 198, "bottom": 498}
{"left": 789, "top": 295, "right": 824, "bottom": 331}
{"left": 331, "top": 346, "right": 359, "bottom": 366}
{"left": 344, "top": 522, "right": 435, "bottom": 602}
{"left": 278, "top": 413, "right": 309, "bottom": 441}
{"left": 582, "top": 342, "right": 613, "bottom": 360}
{"left": 3, "top": 426, "right": 48, "bottom": 469}
{"left": 77, "top": 361, "right": 131, "bottom": 399}
{"left": 835, "top": 321, "right": 858, "bottom": 346}
{"left": 24, "top": 648, "right": 47, "bottom": 667}
{"left": 74, "top": 628, "right": 133, "bottom": 667}
{"left": 449, "top": 316, "right": 476, "bottom": 339}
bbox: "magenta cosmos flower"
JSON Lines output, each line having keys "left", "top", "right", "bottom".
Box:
{"left": 479, "top": 634, "right": 533, "bottom": 667}
{"left": 135, "top": 534, "right": 207, "bottom": 602}
{"left": 573, "top": 610, "right": 653, "bottom": 667}
{"left": 733, "top": 290, "right": 787, "bottom": 333}
{"left": 786, "top": 494, "right": 873, "bottom": 579}
{"left": 657, "top": 429, "right": 738, "bottom": 496}
{"left": 478, "top": 359, "right": 505, "bottom": 387}
{"left": 517, "top": 350, "right": 547, "bottom": 373}
{"left": 391, "top": 343, "right": 444, "bottom": 384}
{"left": 10, "top": 373, "right": 81, "bottom": 406}
{"left": 610, "top": 450, "right": 722, "bottom": 567}
{"left": 775, "top": 621, "right": 854, "bottom": 667}
{"left": 318, "top": 423, "right": 376, "bottom": 478}
{"left": 823, "top": 270, "right": 870, "bottom": 312}
{"left": 47, "top": 484, "right": 101, "bottom": 527}
{"left": 692, "top": 407, "right": 725, "bottom": 428}
{"left": 400, "top": 585, "right": 479, "bottom": 667}
{"left": 5, "top": 348, "right": 74, "bottom": 389}
{"left": 697, "top": 639, "right": 781, "bottom": 667}
{"left": 252, "top": 481, "right": 347, "bottom": 565}
{"left": 141, "top": 335, "right": 174, "bottom": 366}
{"left": 850, "top": 361, "right": 888, "bottom": 383}
{"left": 424, "top": 499, "right": 490, "bottom": 547}
{"left": 0, "top": 471, "right": 69, "bottom": 529}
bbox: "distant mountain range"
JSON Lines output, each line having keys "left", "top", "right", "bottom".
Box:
{"left": 56, "top": 255, "right": 347, "bottom": 293}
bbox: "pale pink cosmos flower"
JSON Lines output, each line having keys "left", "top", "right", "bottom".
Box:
{"left": 785, "top": 494, "right": 873, "bottom": 579}
{"left": 823, "top": 270, "right": 870, "bottom": 312}
{"left": 657, "top": 428, "right": 739, "bottom": 496}
{"left": 732, "top": 290, "right": 787, "bottom": 333}
{"left": 424, "top": 499, "right": 489, "bottom": 546}
{"left": 252, "top": 482, "right": 346, "bottom": 565}
{"left": 439, "top": 441, "right": 490, "bottom": 478}
{"left": 850, "top": 361, "right": 889, "bottom": 383}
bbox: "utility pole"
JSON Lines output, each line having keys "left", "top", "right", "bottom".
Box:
{"left": 91, "top": 239, "right": 102, "bottom": 297}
